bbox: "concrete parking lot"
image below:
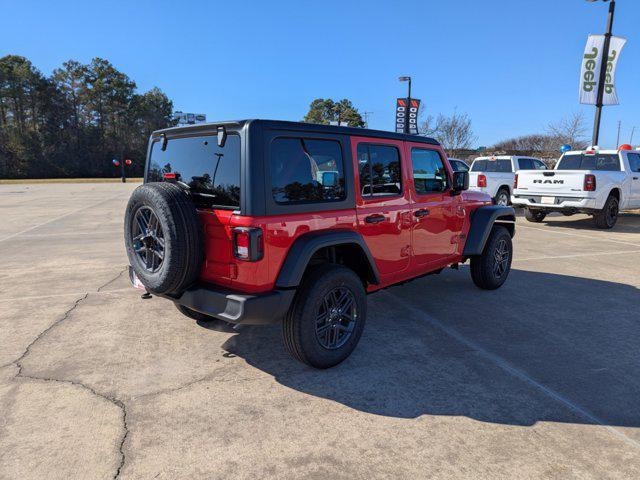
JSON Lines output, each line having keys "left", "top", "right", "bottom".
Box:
{"left": 1, "top": 182, "right": 639, "bottom": 479}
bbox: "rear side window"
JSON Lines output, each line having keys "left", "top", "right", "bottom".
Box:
{"left": 557, "top": 154, "right": 621, "bottom": 171}
{"left": 627, "top": 153, "right": 640, "bottom": 172}
{"left": 533, "top": 160, "right": 547, "bottom": 170}
{"left": 270, "top": 138, "right": 345, "bottom": 204}
{"left": 518, "top": 158, "right": 534, "bottom": 170}
{"left": 411, "top": 149, "right": 449, "bottom": 194}
{"left": 471, "top": 159, "right": 511, "bottom": 172}
{"left": 471, "top": 160, "right": 486, "bottom": 172}
{"left": 357, "top": 144, "right": 402, "bottom": 196}
{"left": 147, "top": 134, "right": 241, "bottom": 209}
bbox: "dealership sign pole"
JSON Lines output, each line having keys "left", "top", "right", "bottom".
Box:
{"left": 396, "top": 76, "right": 421, "bottom": 135}
{"left": 581, "top": 0, "right": 624, "bottom": 146}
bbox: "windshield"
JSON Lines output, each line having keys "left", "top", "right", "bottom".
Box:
{"left": 556, "top": 154, "right": 620, "bottom": 171}
{"left": 450, "top": 160, "right": 469, "bottom": 172}
{"left": 471, "top": 159, "right": 511, "bottom": 172}
{"left": 147, "top": 133, "right": 241, "bottom": 209}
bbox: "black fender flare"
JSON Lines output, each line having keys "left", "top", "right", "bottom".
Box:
{"left": 462, "top": 206, "right": 516, "bottom": 257}
{"left": 275, "top": 230, "right": 380, "bottom": 288}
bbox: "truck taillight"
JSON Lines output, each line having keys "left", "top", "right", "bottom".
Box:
{"left": 514, "top": 174, "right": 518, "bottom": 189}
{"left": 478, "top": 174, "right": 487, "bottom": 187}
{"left": 232, "top": 227, "right": 263, "bottom": 262}
{"left": 584, "top": 174, "right": 596, "bottom": 191}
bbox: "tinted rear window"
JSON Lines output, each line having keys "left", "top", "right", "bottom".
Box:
{"left": 471, "top": 159, "right": 511, "bottom": 172}
{"left": 557, "top": 154, "right": 620, "bottom": 171}
{"left": 147, "top": 134, "right": 241, "bottom": 208}
{"left": 357, "top": 144, "right": 402, "bottom": 196}
{"left": 270, "top": 138, "right": 345, "bottom": 204}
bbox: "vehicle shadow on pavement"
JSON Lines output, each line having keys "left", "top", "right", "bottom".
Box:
{"left": 215, "top": 268, "right": 640, "bottom": 427}
{"left": 533, "top": 212, "right": 640, "bottom": 234}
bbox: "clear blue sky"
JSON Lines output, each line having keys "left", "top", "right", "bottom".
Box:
{"left": 2, "top": 0, "right": 639, "bottom": 148}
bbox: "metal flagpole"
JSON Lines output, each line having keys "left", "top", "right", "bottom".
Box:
{"left": 591, "top": 0, "right": 616, "bottom": 146}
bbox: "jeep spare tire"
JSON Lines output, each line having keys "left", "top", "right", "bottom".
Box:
{"left": 124, "top": 182, "right": 203, "bottom": 296}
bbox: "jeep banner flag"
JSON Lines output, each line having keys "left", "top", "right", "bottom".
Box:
{"left": 579, "top": 34, "right": 626, "bottom": 106}
{"left": 395, "top": 98, "right": 421, "bottom": 134}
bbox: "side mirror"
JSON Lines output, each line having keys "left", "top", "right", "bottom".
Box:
{"left": 217, "top": 126, "right": 227, "bottom": 148}
{"left": 452, "top": 171, "right": 469, "bottom": 195}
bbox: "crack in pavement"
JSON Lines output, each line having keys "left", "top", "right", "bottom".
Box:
{"left": 8, "top": 267, "right": 135, "bottom": 479}
{"left": 97, "top": 267, "right": 128, "bottom": 292}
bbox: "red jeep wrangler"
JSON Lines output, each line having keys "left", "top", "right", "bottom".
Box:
{"left": 125, "top": 120, "right": 515, "bottom": 368}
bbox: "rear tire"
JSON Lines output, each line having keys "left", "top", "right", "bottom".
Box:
{"left": 593, "top": 195, "right": 619, "bottom": 229}
{"left": 494, "top": 188, "right": 510, "bottom": 206}
{"left": 524, "top": 208, "right": 547, "bottom": 223}
{"left": 282, "top": 264, "right": 366, "bottom": 369}
{"left": 470, "top": 226, "right": 512, "bottom": 290}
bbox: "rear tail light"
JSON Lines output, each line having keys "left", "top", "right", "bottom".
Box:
{"left": 478, "top": 174, "right": 487, "bottom": 187}
{"left": 514, "top": 174, "right": 518, "bottom": 189}
{"left": 232, "top": 227, "right": 263, "bottom": 262}
{"left": 584, "top": 174, "right": 596, "bottom": 191}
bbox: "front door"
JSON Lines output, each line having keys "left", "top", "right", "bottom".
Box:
{"left": 351, "top": 136, "right": 412, "bottom": 280}
{"left": 406, "top": 144, "right": 462, "bottom": 268}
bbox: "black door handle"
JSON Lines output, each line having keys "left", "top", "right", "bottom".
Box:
{"left": 633, "top": 177, "right": 639, "bottom": 180}
{"left": 414, "top": 209, "right": 430, "bottom": 218}
{"left": 365, "top": 214, "right": 386, "bottom": 224}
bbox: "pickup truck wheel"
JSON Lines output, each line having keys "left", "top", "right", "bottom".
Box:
{"left": 524, "top": 208, "right": 547, "bottom": 223}
{"left": 470, "top": 226, "right": 512, "bottom": 290}
{"left": 282, "top": 264, "right": 366, "bottom": 369}
{"left": 125, "top": 183, "right": 203, "bottom": 295}
{"left": 593, "top": 195, "right": 619, "bottom": 229}
{"left": 494, "top": 188, "right": 510, "bottom": 206}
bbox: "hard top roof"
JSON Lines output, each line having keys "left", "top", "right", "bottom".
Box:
{"left": 153, "top": 119, "right": 440, "bottom": 145}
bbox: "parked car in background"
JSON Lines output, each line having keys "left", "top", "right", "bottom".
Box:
{"left": 469, "top": 156, "right": 547, "bottom": 206}
{"left": 512, "top": 146, "right": 640, "bottom": 228}
{"left": 448, "top": 158, "right": 470, "bottom": 172}
{"left": 124, "top": 120, "right": 516, "bottom": 369}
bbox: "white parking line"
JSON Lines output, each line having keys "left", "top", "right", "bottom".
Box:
{"left": 518, "top": 224, "right": 640, "bottom": 248}
{"left": 0, "top": 193, "right": 123, "bottom": 243}
{"left": 514, "top": 249, "right": 640, "bottom": 262}
{"left": 382, "top": 290, "right": 640, "bottom": 450}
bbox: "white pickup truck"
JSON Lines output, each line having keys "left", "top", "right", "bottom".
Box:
{"left": 469, "top": 156, "right": 547, "bottom": 206}
{"left": 512, "top": 148, "right": 640, "bottom": 228}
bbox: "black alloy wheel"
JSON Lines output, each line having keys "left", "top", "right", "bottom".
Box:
{"left": 315, "top": 287, "right": 358, "bottom": 350}
{"left": 132, "top": 206, "right": 165, "bottom": 273}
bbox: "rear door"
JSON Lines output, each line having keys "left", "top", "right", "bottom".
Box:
{"left": 351, "top": 137, "right": 412, "bottom": 278}
{"left": 626, "top": 152, "right": 640, "bottom": 207}
{"left": 406, "top": 143, "right": 462, "bottom": 268}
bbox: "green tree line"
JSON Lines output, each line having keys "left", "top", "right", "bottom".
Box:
{"left": 0, "top": 55, "right": 174, "bottom": 179}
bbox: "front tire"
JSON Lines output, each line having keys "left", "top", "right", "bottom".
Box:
{"left": 524, "top": 208, "right": 547, "bottom": 223}
{"left": 470, "top": 226, "right": 513, "bottom": 290}
{"left": 593, "top": 195, "right": 619, "bottom": 229}
{"left": 282, "top": 264, "right": 366, "bottom": 369}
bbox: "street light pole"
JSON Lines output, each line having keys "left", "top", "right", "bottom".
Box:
{"left": 590, "top": 0, "right": 616, "bottom": 147}
{"left": 399, "top": 76, "right": 412, "bottom": 134}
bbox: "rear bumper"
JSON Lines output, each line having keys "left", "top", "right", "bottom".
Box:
{"left": 128, "top": 266, "right": 295, "bottom": 325}
{"left": 511, "top": 194, "right": 598, "bottom": 211}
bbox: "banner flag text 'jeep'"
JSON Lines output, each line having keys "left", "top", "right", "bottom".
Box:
{"left": 395, "top": 98, "right": 421, "bottom": 134}
{"left": 579, "top": 34, "right": 626, "bottom": 106}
